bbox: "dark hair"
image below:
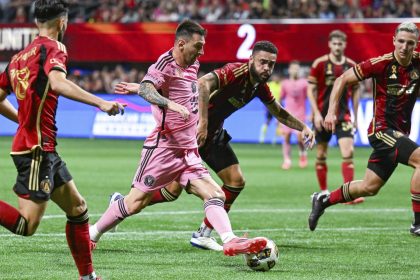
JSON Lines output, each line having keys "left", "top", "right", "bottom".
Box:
{"left": 252, "top": 41, "right": 278, "bottom": 55}
{"left": 175, "top": 20, "right": 207, "bottom": 40}
{"left": 34, "top": 0, "right": 69, "bottom": 23}
{"left": 329, "top": 30, "right": 347, "bottom": 41}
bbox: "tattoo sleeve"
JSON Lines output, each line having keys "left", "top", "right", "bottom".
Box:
{"left": 270, "top": 102, "right": 305, "bottom": 131}
{"left": 138, "top": 82, "right": 169, "bottom": 107}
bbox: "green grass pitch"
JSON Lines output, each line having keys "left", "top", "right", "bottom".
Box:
{"left": 0, "top": 137, "right": 419, "bottom": 279}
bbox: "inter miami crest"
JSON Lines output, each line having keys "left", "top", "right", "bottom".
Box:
{"left": 191, "top": 81, "right": 197, "bottom": 93}
{"left": 144, "top": 175, "right": 156, "bottom": 187}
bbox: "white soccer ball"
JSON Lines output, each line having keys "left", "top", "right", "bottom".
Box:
{"left": 244, "top": 239, "right": 279, "bottom": 272}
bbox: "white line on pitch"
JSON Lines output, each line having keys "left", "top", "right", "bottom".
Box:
{"left": 0, "top": 227, "right": 405, "bottom": 238}
{"left": 40, "top": 208, "right": 410, "bottom": 220}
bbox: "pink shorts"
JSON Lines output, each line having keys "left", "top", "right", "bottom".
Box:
{"left": 132, "top": 147, "right": 210, "bottom": 193}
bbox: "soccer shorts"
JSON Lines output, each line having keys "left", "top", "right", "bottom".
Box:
{"left": 11, "top": 148, "right": 73, "bottom": 201}
{"left": 315, "top": 121, "right": 354, "bottom": 143}
{"left": 199, "top": 128, "right": 239, "bottom": 173}
{"left": 132, "top": 147, "right": 210, "bottom": 193}
{"left": 367, "top": 129, "right": 418, "bottom": 182}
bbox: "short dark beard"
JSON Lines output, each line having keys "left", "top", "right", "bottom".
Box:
{"left": 250, "top": 62, "right": 269, "bottom": 83}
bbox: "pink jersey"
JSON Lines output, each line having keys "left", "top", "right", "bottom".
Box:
{"left": 281, "top": 78, "right": 308, "bottom": 121}
{"left": 142, "top": 50, "right": 200, "bottom": 149}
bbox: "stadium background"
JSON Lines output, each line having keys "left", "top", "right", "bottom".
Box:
{"left": 1, "top": 17, "right": 420, "bottom": 145}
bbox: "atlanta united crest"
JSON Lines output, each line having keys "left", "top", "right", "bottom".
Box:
{"left": 410, "top": 69, "right": 419, "bottom": 80}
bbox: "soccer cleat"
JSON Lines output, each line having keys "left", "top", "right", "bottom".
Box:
{"left": 281, "top": 159, "right": 292, "bottom": 170}
{"left": 343, "top": 197, "right": 365, "bottom": 205}
{"left": 108, "top": 192, "right": 124, "bottom": 232}
{"left": 90, "top": 240, "right": 97, "bottom": 251}
{"left": 308, "top": 192, "right": 329, "bottom": 231}
{"left": 190, "top": 234, "right": 223, "bottom": 251}
{"left": 223, "top": 237, "right": 267, "bottom": 256}
{"left": 299, "top": 155, "right": 308, "bottom": 168}
{"left": 79, "top": 275, "right": 101, "bottom": 280}
{"left": 410, "top": 224, "right": 420, "bottom": 236}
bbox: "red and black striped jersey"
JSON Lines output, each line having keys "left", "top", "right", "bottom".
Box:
{"left": 308, "top": 54, "right": 357, "bottom": 122}
{"left": 354, "top": 52, "right": 420, "bottom": 136}
{"left": 208, "top": 62, "right": 275, "bottom": 133}
{"left": 0, "top": 36, "right": 67, "bottom": 154}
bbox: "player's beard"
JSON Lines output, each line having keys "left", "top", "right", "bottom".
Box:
{"left": 250, "top": 63, "right": 270, "bottom": 83}
{"left": 57, "top": 26, "right": 65, "bottom": 42}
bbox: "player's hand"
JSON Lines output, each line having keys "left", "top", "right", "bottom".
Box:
{"left": 313, "top": 113, "right": 324, "bottom": 131}
{"left": 168, "top": 100, "right": 189, "bottom": 120}
{"left": 302, "top": 125, "right": 315, "bottom": 150}
{"left": 115, "top": 82, "right": 140, "bottom": 95}
{"left": 100, "top": 101, "right": 127, "bottom": 116}
{"left": 196, "top": 121, "right": 208, "bottom": 147}
{"left": 353, "top": 120, "right": 358, "bottom": 134}
{"left": 323, "top": 112, "right": 337, "bottom": 133}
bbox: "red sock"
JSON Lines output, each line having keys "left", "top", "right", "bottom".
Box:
{"left": 329, "top": 182, "right": 353, "bottom": 204}
{"left": 66, "top": 210, "right": 93, "bottom": 276}
{"left": 316, "top": 162, "right": 328, "bottom": 191}
{"left": 0, "top": 200, "right": 27, "bottom": 235}
{"left": 149, "top": 188, "right": 179, "bottom": 205}
{"left": 341, "top": 161, "right": 354, "bottom": 182}
{"left": 411, "top": 190, "right": 420, "bottom": 224}
{"left": 203, "top": 185, "right": 243, "bottom": 229}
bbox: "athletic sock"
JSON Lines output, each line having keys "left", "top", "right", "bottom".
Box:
{"left": 66, "top": 209, "right": 94, "bottom": 277}
{"left": 149, "top": 188, "right": 179, "bottom": 205}
{"left": 202, "top": 185, "right": 243, "bottom": 230}
{"left": 203, "top": 198, "right": 233, "bottom": 241}
{"left": 316, "top": 161, "right": 328, "bottom": 191}
{"left": 341, "top": 161, "right": 354, "bottom": 182}
{"left": 0, "top": 200, "right": 28, "bottom": 235}
{"left": 411, "top": 190, "right": 420, "bottom": 225}
{"left": 328, "top": 182, "right": 354, "bottom": 205}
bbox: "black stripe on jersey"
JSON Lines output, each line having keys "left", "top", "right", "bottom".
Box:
{"left": 143, "top": 102, "right": 167, "bottom": 149}
{"left": 156, "top": 55, "right": 174, "bottom": 71}
{"left": 353, "top": 66, "right": 363, "bottom": 81}
{"left": 51, "top": 66, "right": 67, "bottom": 74}
{"left": 134, "top": 148, "right": 155, "bottom": 183}
{"left": 35, "top": 45, "right": 49, "bottom": 99}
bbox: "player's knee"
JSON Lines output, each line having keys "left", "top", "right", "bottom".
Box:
{"left": 226, "top": 176, "right": 246, "bottom": 188}
{"left": 361, "top": 184, "right": 380, "bottom": 196}
{"left": 68, "top": 197, "right": 87, "bottom": 217}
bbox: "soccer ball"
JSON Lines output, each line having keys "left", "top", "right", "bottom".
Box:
{"left": 244, "top": 239, "right": 279, "bottom": 272}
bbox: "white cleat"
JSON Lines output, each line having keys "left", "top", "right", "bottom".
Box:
{"left": 109, "top": 192, "right": 124, "bottom": 232}
{"left": 190, "top": 235, "right": 223, "bottom": 251}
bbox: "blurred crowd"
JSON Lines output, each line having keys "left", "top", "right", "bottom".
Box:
{"left": 2, "top": 0, "right": 420, "bottom": 23}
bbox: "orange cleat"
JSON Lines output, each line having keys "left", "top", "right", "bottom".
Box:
{"left": 223, "top": 237, "right": 267, "bottom": 256}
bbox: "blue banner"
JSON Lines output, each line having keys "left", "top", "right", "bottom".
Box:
{"left": 1, "top": 94, "right": 419, "bottom": 147}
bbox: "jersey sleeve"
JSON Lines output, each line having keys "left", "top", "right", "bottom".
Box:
{"left": 354, "top": 56, "right": 384, "bottom": 81}
{"left": 258, "top": 83, "right": 275, "bottom": 104}
{"left": 213, "top": 63, "right": 239, "bottom": 89}
{"left": 44, "top": 42, "right": 67, "bottom": 75}
{"left": 142, "top": 63, "right": 166, "bottom": 90}
{"left": 307, "top": 61, "right": 320, "bottom": 84}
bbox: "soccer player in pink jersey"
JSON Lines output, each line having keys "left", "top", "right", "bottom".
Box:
{"left": 309, "top": 22, "right": 420, "bottom": 236}
{"left": 307, "top": 30, "right": 363, "bottom": 204}
{"left": 89, "top": 20, "right": 268, "bottom": 257}
{"left": 0, "top": 1, "right": 125, "bottom": 279}
{"left": 280, "top": 61, "right": 309, "bottom": 169}
{"left": 109, "top": 41, "right": 315, "bottom": 252}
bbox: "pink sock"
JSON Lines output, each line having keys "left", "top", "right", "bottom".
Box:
{"left": 96, "top": 198, "right": 129, "bottom": 233}
{"left": 204, "top": 198, "right": 232, "bottom": 235}
{"left": 283, "top": 141, "right": 291, "bottom": 161}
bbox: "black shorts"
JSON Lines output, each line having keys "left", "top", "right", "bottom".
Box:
{"left": 11, "top": 148, "right": 73, "bottom": 201}
{"left": 199, "top": 129, "right": 239, "bottom": 173}
{"left": 315, "top": 121, "right": 354, "bottom": 143}
{"left": 367, "top": 129, "right": 418, "bottom": 182}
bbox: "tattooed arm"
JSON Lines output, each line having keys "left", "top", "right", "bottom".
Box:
{"left": 267, "top": 101, "right": 315, "bottom": 149}
{"left": 115, "top": 81, "right": 189, "bottom": 120}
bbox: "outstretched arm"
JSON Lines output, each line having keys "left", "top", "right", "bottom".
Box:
{"left": 267, "top": 101, "right": 315, "bottom": 149}
{"left": 0, "top": 88, "right": 17, "bottom": 123}
{"left": 197, "top": 73, "right": 219, "bottom": 147}
{"left": 49, "top": 70, "right": 125, "bottom": 116}
{"left": 307, "top": 82, "right": 323, "bottom": 131}
{"left": 115, "top": 81, "right": 189, "bottom": 120}
{"left": 324, "top": 68, "right": 359, "bottom": 132}
{"left": 351, "top": 83, "right": 361, "bottom": 132}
